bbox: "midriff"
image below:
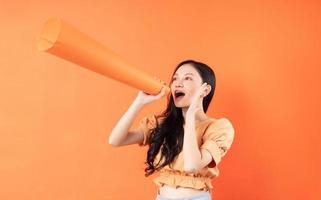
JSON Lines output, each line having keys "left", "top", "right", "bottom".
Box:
{"left": 158, "top": 184, "right": 211, "bottom": 198}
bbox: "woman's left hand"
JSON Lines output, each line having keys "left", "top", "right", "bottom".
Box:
{"left": 186, "top": 82, "right": 208, "bottom": 119}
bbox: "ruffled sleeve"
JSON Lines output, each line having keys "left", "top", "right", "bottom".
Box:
{"left": 138, "top": 115, "right": 158, "bottom": 147}
{"left": 200, "top": 118, "right": 235, "bottom": 167}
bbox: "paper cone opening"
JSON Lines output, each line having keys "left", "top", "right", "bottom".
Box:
{"left": 37, "top": 17, "right": 62, "bottom": 51}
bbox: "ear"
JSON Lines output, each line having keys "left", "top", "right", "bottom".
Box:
{"left": 204, "top": 85, "right": 212, "bottom": 97}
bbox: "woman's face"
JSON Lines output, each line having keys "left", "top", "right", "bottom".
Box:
{"left": 170, "top": 64, "right": 203, "bottom": 108}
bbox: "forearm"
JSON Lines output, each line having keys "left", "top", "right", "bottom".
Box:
{"left": 108, "top": 98, "right": 144, "bottom": 145}
{"left": 183, "top": 117, "right": 202, "bottom": 172}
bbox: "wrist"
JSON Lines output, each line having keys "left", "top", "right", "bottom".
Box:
{"left": 186, "top": 111, "right": 195, "bottom": 119}
{"left": 132, "top": 98, "right": 144, "bottom": 109}
{"left": 185, "top": 115, "right": 195, "bottom": 124}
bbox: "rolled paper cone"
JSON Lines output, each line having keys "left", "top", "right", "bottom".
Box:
{"left": 37, "top": 17, "right": 170, "bottom": 96}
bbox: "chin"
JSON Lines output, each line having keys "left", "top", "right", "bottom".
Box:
{"left": 174, "top": 102, "right": 182, "bottom": 107}
{"left": 174, "top": 102, "right": 189, "bottom": 108}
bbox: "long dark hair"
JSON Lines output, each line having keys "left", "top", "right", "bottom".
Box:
{"left": 144, "top": 59, "right": 216, "bottom": 177}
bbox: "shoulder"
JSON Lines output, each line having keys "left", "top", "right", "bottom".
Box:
{"left": 204, "top": 117, "right": 235, "bottom": 136}
{"left": 217, "top": 117, "right": 234, "bottom": 129}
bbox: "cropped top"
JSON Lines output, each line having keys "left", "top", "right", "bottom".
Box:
{"left": 137, "top": 115, "right": 235, "bottom": 191}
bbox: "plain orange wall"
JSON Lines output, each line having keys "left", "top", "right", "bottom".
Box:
{"left": 0, "top": 0, "right": 320, "bottom": 199}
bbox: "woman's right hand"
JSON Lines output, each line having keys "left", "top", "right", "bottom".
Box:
{"left": 135, "top": 77, "right": 167, "bottom": 105}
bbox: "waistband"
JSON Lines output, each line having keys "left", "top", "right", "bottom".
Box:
{"left": 156, "top": 188, "right": 211, "bottom": 200}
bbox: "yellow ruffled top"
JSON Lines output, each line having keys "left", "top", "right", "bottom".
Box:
{"left": 153, "top": 168, "right": 213, "bottom": 191}
{"left": 137, "top": 114, "right": 235, "bottom": 191}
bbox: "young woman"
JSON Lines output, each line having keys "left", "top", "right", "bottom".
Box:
{"left": 109, "top": 60, "right": 235, "bottom": 200}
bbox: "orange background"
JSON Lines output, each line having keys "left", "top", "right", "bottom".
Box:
{"left": 0, "top": 0, "right": 320, "bottom": 199}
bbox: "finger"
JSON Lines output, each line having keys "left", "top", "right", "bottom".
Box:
{"left": 155, "top": 91, "right": 165, "bottom": 99}
{"left": 160, "top": 87, "right": 165, "bottom": 94}
{"left": 157, "top": 86, "right": 166, "bottom": 96}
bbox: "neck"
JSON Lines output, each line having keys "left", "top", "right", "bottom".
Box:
{"left": 181, "top": 106, "right": 208, "bottom": 123}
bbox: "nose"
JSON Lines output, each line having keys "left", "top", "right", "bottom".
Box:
{"left": 174, "top": 84, "right": 183, "bottom": 89}
{"left": 174, "top": 80, "right": 184, "bottom": 88}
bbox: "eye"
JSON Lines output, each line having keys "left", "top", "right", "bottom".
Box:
{"left": 185, "top": 77, "right": 192, "bottom": 80}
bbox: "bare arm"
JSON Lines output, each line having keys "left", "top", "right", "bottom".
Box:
{"left": 183, "top": 117, "right": 213, "bottom": 172}
{"left": 108, "top": 98, "right": 145, "bottom": 146}
{"left": 108, "top": 85, "right": 166, "bottom": 147}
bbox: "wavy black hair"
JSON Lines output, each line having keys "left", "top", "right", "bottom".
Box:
{"left": 144, "top": 59, "right": 216, "bottom": 177}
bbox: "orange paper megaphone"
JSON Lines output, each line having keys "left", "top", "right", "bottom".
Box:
{"left": 37, "top": 17, "right": 170, "bottom": 96}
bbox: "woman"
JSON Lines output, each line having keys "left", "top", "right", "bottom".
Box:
{"left": 109, "top": 60, "right": 235, "bottom": 200}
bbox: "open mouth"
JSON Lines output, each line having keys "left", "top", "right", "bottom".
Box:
{"left": 174, "top": 91, "right": 185, "bottom": 100}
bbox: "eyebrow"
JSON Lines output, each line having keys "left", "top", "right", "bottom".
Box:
{"left": 173, "top": 72, "right": 194, "bottom": 76}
